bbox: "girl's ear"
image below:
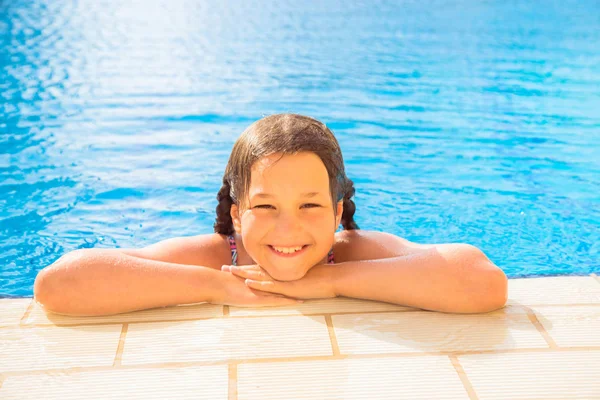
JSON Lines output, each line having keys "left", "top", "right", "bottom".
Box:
{"left": 230, "top": 204, "right": 242, "bottom": 233}
{"left": 335, "top": 200, "right": 343, "bottom": 228}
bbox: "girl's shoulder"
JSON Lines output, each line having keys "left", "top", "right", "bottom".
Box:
{"left": 333, "top": 230, "right": 434, "bottom": 263}
{"left": 120, "top": 233, "right": 232, "bottom": 270}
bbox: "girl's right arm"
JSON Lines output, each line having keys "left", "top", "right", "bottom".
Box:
{"left": 33, "top": 248, "right": 225, "bottom": 317}
{"left": 33, "top": 234, "right": 299, "bottom": 317}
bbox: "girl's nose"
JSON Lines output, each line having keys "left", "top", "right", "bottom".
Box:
{"left": 274, "top": 211, "right": 301, "bottom": 233}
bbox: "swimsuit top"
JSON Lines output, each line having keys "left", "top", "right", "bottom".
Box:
{"left": 227, "top": 235, "right": 334, "bottom": 266}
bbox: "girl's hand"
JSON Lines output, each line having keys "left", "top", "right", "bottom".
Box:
{"left": 211, "top": 270, "right": 303, "bottom": 307}
{"left": 221, "top": 264, "right": 337, "bottom": 300}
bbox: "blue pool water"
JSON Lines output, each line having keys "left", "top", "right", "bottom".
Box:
{"left": 1, "top": 0, "right": 599, "bottom": 297}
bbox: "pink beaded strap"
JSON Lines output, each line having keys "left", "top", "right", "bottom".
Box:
{"left": 327, "top": 248, "right": 335, "bottom": 264}
{"left": 228, "top": 235, "right": 238, "bottom": 266}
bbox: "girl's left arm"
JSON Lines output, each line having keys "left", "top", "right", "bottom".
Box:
{"left": 332, "top": 243, "right": 508, "bottom": 314}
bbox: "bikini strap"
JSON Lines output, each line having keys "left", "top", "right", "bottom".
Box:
{"left": 327, "top": 248, "right": 335, "bottom": 264}
{"left": 227, "top": 235, "right": 238, "bottom": 266}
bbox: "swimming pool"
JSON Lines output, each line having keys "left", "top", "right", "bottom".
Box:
{"left": 1, "top": 0, "right": 599, "bottom": 297}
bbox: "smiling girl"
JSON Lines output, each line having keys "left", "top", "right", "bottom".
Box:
{"left": 34, "top": 114, "right": 508, "bottom": 316}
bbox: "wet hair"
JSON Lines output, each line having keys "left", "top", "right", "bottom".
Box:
{"left": 214, "top": 113, "right": 359, "bottom": 235}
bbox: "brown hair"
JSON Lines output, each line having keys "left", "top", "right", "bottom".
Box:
{"left": 214, "top": 113, "right": 359, "bottom": 235}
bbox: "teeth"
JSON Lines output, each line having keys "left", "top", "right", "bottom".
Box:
{"left": 273, "top": 246, "right": 303, "bottom": 254}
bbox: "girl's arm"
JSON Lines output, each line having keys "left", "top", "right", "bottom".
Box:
{"left": 331, "top": 244, "right": 508, "bottom": 313}
{"left": 34, "top": 249, "right": 224, "bottom": 316}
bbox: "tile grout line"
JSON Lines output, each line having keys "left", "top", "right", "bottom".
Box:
{"left": 449, "top": 356, "right": 478, "bottom": 400}
{"left": 21, "top": 304, "right": 600, "bottom": 329}
{"left": 5, "top": 347, "right": 600, "bottom": 377}
{"left": 19, "top": 299, "right": 36, "bottom": 326}
{"left": 525, "top": 309, "right": 558, "bottom": 349}
{"left": 16, "top": 309, "right": 422, "bottom": 328}
{"left": 324, "top": 315, "right": 340, "bottom": 356}
{"left": 228, "top": 364, "right": 238, "bottom": 400}
{"left": 113, "top": 324, "right": 129, "bottom": 367}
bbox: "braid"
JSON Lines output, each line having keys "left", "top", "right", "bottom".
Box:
{"left": 214, "top": 179, "right": 235, "bottom": 235}
{"left": 340, "top": 178, "right": 359, "bottom": 230}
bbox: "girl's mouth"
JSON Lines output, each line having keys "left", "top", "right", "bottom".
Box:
{"left": 268, "top": 245, "right": 309, "bottom": 258}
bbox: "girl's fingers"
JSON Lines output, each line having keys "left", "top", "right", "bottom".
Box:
{"left": 245, "top": 279, "right": 281, "bottom": 294}
{"left": 245, "top": 287, "right": 304, "bottom": 306}
{"left": 221, "top": 265, "right": 259, "bottom": 273}
{"left": 243, "top": 285, "right": 302, "bottom": 305}
{"left": 229, "top": 266, "right": 269, "bottom": 281}
{"left": 236, "top": 268, "right": 261, "bottom": 279}
{"left": 222, "top": 265, "right": 248, "bottom": 275}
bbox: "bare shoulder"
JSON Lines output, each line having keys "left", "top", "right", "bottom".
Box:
{"left": 332, "top": 229, "right": 435, "bottom": 263}
{"left": 117, "top": 233, "right": 232, "bottom": 270}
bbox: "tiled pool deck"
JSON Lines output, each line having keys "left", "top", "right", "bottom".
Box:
{"left": 1, "top": 275, "right": 600, "bottom": 399}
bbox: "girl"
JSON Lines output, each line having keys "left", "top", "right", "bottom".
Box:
{"left": 33, "top": 114, "right": 508, "bottom": 317}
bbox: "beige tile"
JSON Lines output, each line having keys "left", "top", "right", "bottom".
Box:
{"left": 237, "top": 357, "right": 469, "bottom": 400}
{"left": 0, "top": 365, "right": 228, "bottom": 400}
{"left": 122, "top": 315, "right": 332, "bottom": 365}
{"left": 508, "top": 276, "right": 600, "bottom": 305}
{"left": 229, "top": 297, "right": 410, "bottom": 317}
{"left": 531, "top": 305, "right": 600, "bottom": 347}
{"left": 0, "top": 325, "right": 122, "bottom": 373}
{"left": 25, "top": 300, "right": 223, "bottom": 326}
{"left": 332, "top": 307, "right": 547, "bottom": 354}
{"left": 460, "top": 351, "right": 600, "bottom": 399}
{"left": 0, "top": 298, "right": 32, "bottom": 328}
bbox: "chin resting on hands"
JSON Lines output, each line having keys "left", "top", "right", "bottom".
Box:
{"left": 209, "top": 269, "right": 304, "bottom": 307}
{"left": 221, "top": 263, "right": 338, "bottom": 300}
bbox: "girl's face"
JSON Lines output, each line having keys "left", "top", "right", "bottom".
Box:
{"left": 230, "top": 151, "right": 343, "bottom": 281}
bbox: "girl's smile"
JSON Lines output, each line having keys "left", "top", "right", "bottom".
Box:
{"left": 268, "top": 244, "right": 310, "bottom": 257}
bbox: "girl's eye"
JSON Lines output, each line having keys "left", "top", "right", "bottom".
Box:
{"left": 253, "top": 204, "right": 320, "bottom": 209}
{"left": 302, "top": 203, "right": 321, "bottom": 208}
